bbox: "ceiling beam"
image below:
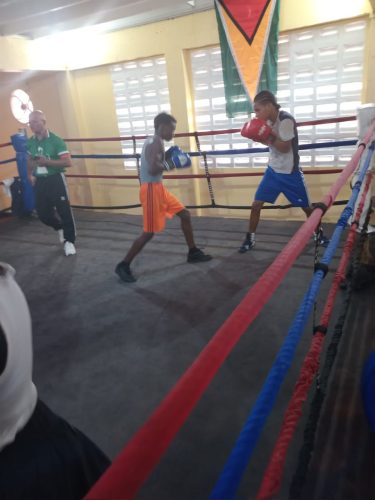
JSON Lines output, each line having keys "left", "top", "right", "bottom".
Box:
{"left": 0, "top": 0, "right": 212, "bottom": 38}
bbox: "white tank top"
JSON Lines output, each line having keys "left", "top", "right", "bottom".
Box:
{"left": 0, "top": 263, "right": 37, "bottom": 451}
{"left": 140, "top": 137, "right": 163, "bottom": 184}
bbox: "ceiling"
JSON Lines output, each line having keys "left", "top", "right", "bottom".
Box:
{"left": 0, "top": 0, "right": 213, "bottom": 39}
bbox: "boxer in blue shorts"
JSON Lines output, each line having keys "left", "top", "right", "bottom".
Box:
{"left": 239, "top": 90, "right": 329, "bottom": 252}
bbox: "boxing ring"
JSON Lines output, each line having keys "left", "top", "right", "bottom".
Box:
{"left": 62, "top": 116, "right": 356, "bottom": 213}
{"left": 1, "top": 115, "right": 375, "bottom": 499}
{"left": 0, "top": 115, "right": 357, "bottom": 215}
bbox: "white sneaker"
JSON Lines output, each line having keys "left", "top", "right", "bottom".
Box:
{"left": 64, "top": 241, "right": 76, "bottom": 256}
{"left": 58, "top": 229, "right": 64, "bottom": 243}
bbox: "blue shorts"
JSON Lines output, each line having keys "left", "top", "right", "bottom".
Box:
{"left": 255, "top": 166, "right": 310, "bottom": 207}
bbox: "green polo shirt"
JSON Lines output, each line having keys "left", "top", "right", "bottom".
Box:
{"left": 27, "top": 131, "right": 70, "bottom": 177}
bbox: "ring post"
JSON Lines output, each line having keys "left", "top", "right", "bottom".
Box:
{"left": 10, "top": 129, "right": 34, "bottom": 214}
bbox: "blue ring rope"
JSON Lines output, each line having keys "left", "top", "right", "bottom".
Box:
{"left": 68, "top": 140, "right": 356, "bottom": 160}
{"left": 0, "top": 140, "right": 357, "bottom": 164}
{"left": 210, "top": 141, "right": 375, "bottom": 500}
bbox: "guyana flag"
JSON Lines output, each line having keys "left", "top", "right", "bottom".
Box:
{"left": 215, "top": 0, "right": 280, "bottom": 117}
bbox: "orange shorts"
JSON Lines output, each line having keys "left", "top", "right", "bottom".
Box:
{"left": 140, "top": 182, "right": 185, "bottom": 233}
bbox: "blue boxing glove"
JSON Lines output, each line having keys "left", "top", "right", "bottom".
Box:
{"left": 163, "top": 146, "right": 192, "bottom": 170}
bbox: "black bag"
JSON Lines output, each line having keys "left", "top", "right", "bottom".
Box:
{"left": 10, "top": 177, "right": 27, "bottom": 217}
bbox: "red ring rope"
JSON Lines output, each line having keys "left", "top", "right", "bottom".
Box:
{"left": 65, "top": 169, "right": 343, "bottom": 181}
{"left": 64, "top": 116, "right": 356, "bottom": 143}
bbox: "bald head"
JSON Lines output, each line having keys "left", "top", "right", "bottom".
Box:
{"left": 29, "top": 110, "right": 46, "bottom": 122}
{"left": 29, "top": 110, "right": 47, "bottom": 137}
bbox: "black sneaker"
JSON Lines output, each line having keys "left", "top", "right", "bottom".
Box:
{"left": 187, "top": 248, "right": 212, "bottom": 263}
{"left": 238, "top": 237, "right": 255, "bottom": 253}
{"left": 115, "top": 261, "right": 136, "bottom": 283}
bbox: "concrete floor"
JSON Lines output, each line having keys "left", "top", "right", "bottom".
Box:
{"left": 0, "top": 209, "right": 373, "bottom": 499}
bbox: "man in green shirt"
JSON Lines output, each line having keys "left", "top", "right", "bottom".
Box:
{"left": 27, "top": 111, "right": 76, "bottom": 256}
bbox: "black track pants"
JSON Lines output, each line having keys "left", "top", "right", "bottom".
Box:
{"left": 34, "top": 174, "right": 76, "bottom": 243}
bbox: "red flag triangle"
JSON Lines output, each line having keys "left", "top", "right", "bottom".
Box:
{"left": 217, "top": 0, "right": 271, "bottom": 44}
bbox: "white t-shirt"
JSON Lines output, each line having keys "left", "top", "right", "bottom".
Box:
{"left": 268, "top": 111, "right": 298, "bottom": 174}
{"left": 0, "top": 263, "right": 37, "bottom": 451}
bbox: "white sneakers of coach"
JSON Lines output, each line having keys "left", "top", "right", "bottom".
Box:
{"left": 64, "top": 241, "right": 76, "bottom": 256}
{"left": 58, "top": 230, "right": 76, "bottom": 256}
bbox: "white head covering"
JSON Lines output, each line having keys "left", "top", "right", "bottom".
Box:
{"left": 0, "top": 263, "right": 37, "bottom": 451}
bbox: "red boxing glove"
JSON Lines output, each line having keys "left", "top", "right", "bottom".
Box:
{"left": 241, "top": 118, "right": 274, "bottom": 144}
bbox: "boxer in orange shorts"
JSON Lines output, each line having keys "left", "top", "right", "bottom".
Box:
{"left": 115, "top": 112, "right": 212, "bottom": 283}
